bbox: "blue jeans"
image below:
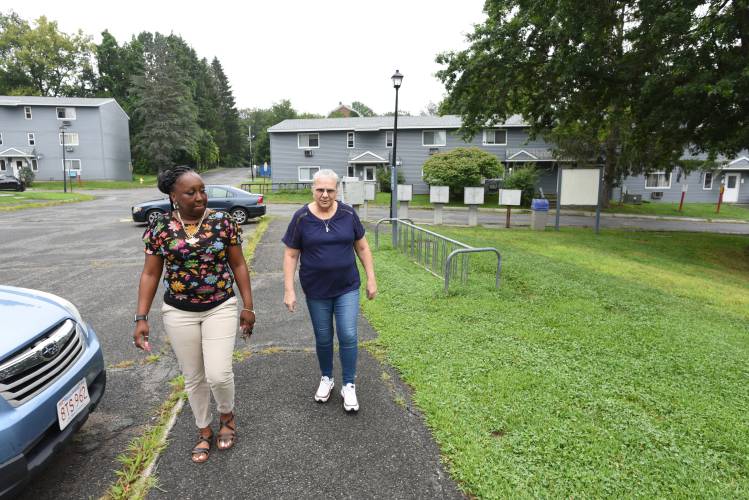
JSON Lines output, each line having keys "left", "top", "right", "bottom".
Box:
{"left": 306, "top": 289, "right": 359, "bottom": 385}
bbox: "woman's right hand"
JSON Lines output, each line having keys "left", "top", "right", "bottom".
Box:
{"left": 133, "top": 321, "right": 152, "bottom": 352}
{"left": 284, "top": 289, "right": 296, "bottom": 313}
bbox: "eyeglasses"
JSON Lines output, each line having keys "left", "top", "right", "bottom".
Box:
{"left": 314, "top": 188, "right": 337, "bottom": 194}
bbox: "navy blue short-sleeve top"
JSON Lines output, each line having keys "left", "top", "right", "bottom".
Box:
{"left": 282, "top": 203, "right": 365, "bottom": 299}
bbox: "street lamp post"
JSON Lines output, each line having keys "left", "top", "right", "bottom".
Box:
{"left": 390, "top": 69, "right": 403, "bottom": 246}
{"left": 60, "top": 125, "right": 67, "bottom": 193}
{"left": 248, "top": 125, "right": 255, "bottom": 181}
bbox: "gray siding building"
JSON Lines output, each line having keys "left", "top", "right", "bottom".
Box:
{"left": 0, "top": 96, "right": 131, "bottom": 182}
{"left": 269, "top": 115, "right": 748, "bottom": 203}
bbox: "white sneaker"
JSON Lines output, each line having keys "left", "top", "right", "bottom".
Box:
{"left": 314, "top": 376, "right": 334, "bottom": 403}
{"left": 341, "top": 383, "right": 359, "bottom": 412}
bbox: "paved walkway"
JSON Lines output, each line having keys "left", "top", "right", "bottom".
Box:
{"left": 148, "top": 219, "right": 462, "bottom": 499}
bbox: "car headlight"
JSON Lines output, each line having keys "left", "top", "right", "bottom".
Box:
{"left": 133, "top": 206, "right": 143, "bottom": 213}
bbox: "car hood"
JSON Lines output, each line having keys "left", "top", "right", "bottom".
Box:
{"left": 0, "top": 286, "right": 77, "bottom": 358}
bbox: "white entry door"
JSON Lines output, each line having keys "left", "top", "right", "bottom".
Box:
{"left": 13, "top": 160, "right": 23, "bottom": 177}
{"left": 724, "top": 173, "right": 740, "bottom": 203}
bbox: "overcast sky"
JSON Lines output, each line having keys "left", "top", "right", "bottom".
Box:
{"left": 5, "top": 0, "right": 487, "bottom": 116}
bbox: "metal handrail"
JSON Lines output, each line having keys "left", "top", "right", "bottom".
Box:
{"left": 374, "top": 218, "right": 501, "bottom": 293}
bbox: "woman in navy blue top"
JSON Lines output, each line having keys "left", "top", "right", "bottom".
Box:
{"left": 282, "top": 169, "right": 377, "bottom": 412}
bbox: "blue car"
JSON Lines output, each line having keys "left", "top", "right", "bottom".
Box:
{"left": 0, "top": 286, "right": 106, "bottom": 498}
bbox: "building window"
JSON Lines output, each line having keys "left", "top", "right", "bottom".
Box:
{"left": 27, "top": 133, "right": 35, "bottom": 146}
{"left": 298, "top": 133, "right": 319, "bottom": 149}
{"left": 298, "top": 166, "right": 320, "bottom": 181}
{"left": 347, "top": 165, "right": 355, "bottom": 177}
{"left": 703, "top": 172, "right": 713, "bottom": 190}
{"left": 64, "top": 159, "right": 82, "bottom": 171}
{"left": 56, "top": 107, "right": 76, "bottom": 120}
{"left": 645, "top": 172, "right": 671, "bottom": 189}
{"left": 0, "top": 159, "right": 5, "bottom": 171}
{"left": 385, "top": 131, "right": 393, "bottom": 148}
{"left": 0, "top": 132, "right": 3, "bottom": 145}
{"left": 24, "top": 106, "right": 32, "bottom": 119}
{"left": 365, "top": 166, "right": 375, "bottom": 181}
{"left": 31, "top": 159, "right": 38, "bottom": 171}
{"left": 483, "top": 128, "right": 507, "bottom": 145}
{"left": 59, "top": 132, "right": 80, "bottom": 146}
{"left": 347, "top": 131, "right": 355, "bottom": 148}
{"left": 422, "top": 130, "right": 446, "bottom": 147}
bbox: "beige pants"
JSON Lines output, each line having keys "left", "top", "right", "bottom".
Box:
{"left": 162, "top": 297, "right": 238, "bottom": 428}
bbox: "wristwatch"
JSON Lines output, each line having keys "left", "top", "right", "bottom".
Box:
{"left": 134, "top": 314, "right": 148, "bottom": 323}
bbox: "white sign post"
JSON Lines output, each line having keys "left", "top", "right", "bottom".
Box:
{"left": 430, "top": 186, "right": 449, "bottom": 224}
{"left": 464, "top": 187, "right": 485, "bottom": 226}
{"left": 498, "top": 189, "right": 522, "bottom": 228}
{"left": 556, "top": 167, "right": 603, "bottom": 233}
{"left": 397, "top": 184, "right": 413, "bottom": 219}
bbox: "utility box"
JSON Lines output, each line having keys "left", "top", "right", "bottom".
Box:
{"left": 464, "top": 187, "right": 485, "bottom": 205}
{"left": 364, "top": 183, "right": 376, "bottom": 201}
{"left": 624, "top": 193, "right": 642, "bottom": 204}
{"left": 430, "top": 186, "right": 449, "bottom": 204}
{"left": 498, "top": 189, "right": 521, "bottom": 206}
{"left": 342, "top": 178, "right": 364, "bottom": 205}
{"left": 397, "top": 184, "right": 413, "bottom": 201}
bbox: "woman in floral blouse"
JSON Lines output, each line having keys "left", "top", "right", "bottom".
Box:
{"left": 133, "top": 166, "right": 255, "bottom": 464}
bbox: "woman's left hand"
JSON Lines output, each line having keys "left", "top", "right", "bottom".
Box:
{"left": 366, "top": 280, "right": 377, "bottom": 300}
{"left": 239, "top": 309, "right": 256, "bottom": 338}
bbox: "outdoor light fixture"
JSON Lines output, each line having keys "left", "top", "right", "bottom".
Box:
{"left": 391, "top": 70, "right": 403, "bottom": 89}
{"left": 390, "top": 69, "right": 403, "bottom": 245}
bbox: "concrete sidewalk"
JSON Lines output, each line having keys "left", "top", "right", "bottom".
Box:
{"left": 148, "top": 218, "right": 462, "bottom": 499}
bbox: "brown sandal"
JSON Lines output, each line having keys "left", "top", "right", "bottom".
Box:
{"left": 191, "top": 430, "right": 213, "bottom": 463}
{"left": 217, "top": 412, "right": 236, "bottom": 451}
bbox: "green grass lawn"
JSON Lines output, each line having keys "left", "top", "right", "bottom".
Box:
{"left": 605, "top": 201, "right": 749, "bottom": 220}
{"left": 0, "top": 191, "right": 95, "bottom": 210}
{"left": 33, "top": 175, "right": 158, "bottom": 190}
{"left": 361, "top": 227, "right": 749, "bottom": 497}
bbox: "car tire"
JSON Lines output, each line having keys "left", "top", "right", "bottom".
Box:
{"left": 229, "top": 207, "right": 248, "bottom": 224}
{"left": 146, "top": 209, "right": 166, "bottom": 225}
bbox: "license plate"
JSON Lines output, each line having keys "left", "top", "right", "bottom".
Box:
{"left": 56, "top": 378, "right": 90, "bottom": 430}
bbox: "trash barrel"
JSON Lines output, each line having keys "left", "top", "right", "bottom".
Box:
{"left": 530, "top": 198, "right": 549, "bottom": 230}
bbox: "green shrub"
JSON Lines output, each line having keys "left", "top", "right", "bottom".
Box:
{"left": 422, "top": 147, "right": 503, "bottom": 198}
{"left": 377, "top": 166, "right": 405, "bottom": 193}
{"left": 18, "top": 165, "right": 35, "bottom": 187}
{"left": 503, "top": 163, "right": 540, "bottom": 207}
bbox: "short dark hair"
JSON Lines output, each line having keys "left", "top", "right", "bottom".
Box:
{"left": 157, "top": 166, "right": 194, "bottom": 194}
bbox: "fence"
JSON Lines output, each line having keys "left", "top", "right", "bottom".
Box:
{"left": 240, "top": 182, "right": 311, "bottom": 194}
{"left": 374, "top": 218, "right": 501, "bottom": 293}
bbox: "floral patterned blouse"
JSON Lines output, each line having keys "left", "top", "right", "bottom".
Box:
{"left": 143, "top": 209, "right": 242, "bottom": 311}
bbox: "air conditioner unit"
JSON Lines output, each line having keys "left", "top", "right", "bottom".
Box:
{"left": 65, "top": 146, "right": 74, "bottom": 152}
{"left": 304, "top": 150, "right": 313, "bottom": 157}
{"left": 650, "top": 191, "right": 663, "bottom": 200}
{"left": 428, "top": 147, "right": 440, "bottom": 155}
{"left": 62, "top": 120, "right": 72, "bottom": 126}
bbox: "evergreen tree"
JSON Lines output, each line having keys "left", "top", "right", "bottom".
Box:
{"left": 211, "top": 57, "right": 243, "bottom": 166}
{"left": 130, "top": 35, "right": 199, "bottom": 172}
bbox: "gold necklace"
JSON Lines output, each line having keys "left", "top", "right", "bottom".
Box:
{"left": 176, "top": 209, "right": 208, "bottom": 245}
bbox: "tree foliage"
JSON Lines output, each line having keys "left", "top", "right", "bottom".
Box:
{"left": 130, "top": 35, "right": 199, "bottom": 171}
{"left": 503, "top": 164, "right": 539, "bottom": 207}
{"left": 422, "top": 147, "right": 503, "bottom": 197}
{"left": 437, "top": 0, "right": 749, "bottom": 205}
{"left": 0, "top": 13, "right": 96, "bottom": 96}
{"left": 351, "top": 101, "right": 376, "bottom": 117}
{"left": 239, "top": 100, "right": 322, "bottom": 166}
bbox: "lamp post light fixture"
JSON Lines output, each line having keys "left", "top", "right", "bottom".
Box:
{"left": 390, "top": 69, "right": 403, "bottom": 246}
